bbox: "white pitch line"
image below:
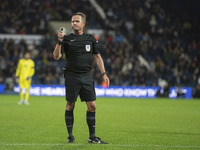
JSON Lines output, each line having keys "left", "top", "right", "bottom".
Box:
{"left": 1, "top": 143, "right": 200, "bottom": 148}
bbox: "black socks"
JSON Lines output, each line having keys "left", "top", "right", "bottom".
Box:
{"left": 86, "top": 111, "right": 96, "bottom": 138}
{"left": 65, "top": 110, "right": 96, "bottom": 138}
{"left": 65, "top": 110, "right": 74, "bottom": 137}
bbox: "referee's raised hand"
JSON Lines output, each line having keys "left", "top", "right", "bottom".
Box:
{"left": 53, "top": 28, "right": 65, "bottom": 60}
{"left": 58, "top": 28, "right": 65, "bottom": 42}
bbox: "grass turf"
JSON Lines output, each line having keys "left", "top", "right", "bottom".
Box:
{"left": 0, "top": 95, "right": 200, "bottom": 150}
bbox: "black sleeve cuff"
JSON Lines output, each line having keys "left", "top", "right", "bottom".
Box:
{"left": 57, "top": 40, "right": 62, "bottom": 45}
{"left": 102, "top": 72, "right": 107, "bottom": 77}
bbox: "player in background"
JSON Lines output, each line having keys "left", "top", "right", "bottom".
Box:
{"left": 53, "top": 12, "right": 110, "bottom": 144}
{"left": 16, "top": 51, "right": 35, "bottom": 105}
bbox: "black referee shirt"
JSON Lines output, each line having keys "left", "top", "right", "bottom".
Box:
{"left": 62, "top": 33, "right": 100, "bottom": 74}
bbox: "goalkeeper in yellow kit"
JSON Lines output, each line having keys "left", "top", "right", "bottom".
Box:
{"left": 16, "top": 51, "right": 35, "bottom": 105}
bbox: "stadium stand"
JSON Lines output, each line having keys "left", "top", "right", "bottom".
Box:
{"left": 0, "top": 0, "right": 200, "bottom": 97}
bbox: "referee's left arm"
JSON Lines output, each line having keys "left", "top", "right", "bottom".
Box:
{"left": 93, "top": 54, "right": 110, "bottom": 87}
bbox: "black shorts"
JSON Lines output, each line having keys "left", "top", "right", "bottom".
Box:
{"left": 64, "top": 71, "right": 96, "bottom": 102}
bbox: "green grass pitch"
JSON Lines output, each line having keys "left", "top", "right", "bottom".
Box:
{"left": 0, "top": 95, "right": 200, "bottom": 150}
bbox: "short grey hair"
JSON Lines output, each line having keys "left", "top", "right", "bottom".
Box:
{"left": 72, "top": 12, "right": 86, "bottom": 23}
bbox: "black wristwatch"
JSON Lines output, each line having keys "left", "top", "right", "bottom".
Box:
{"left": 57, "top": 40, "right": 62, "bottom": 45}
{"left": 102, "top": 72, "right": 107, "bottom": 77}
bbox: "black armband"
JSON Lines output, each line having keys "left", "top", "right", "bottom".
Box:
{"left": 57, "top": 40, "right": 62, "bottom": 45}
{"left": 102, "top": 72, "right": 107, "bottom": 77}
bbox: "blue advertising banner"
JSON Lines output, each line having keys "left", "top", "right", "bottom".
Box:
{"left": 13, "top": 85, "right": 65, "bottom": 96}
{"left": 0, "top": 84, "right": 5, "bottom": 93}
{"left": 169, "top": 87, "right": 192, "bottom": 99}
{"left": 10, "top": 85, "right": 192, "bottom": 99}
{"left": 95, "top": 86, "right": 159, "bottom": 98}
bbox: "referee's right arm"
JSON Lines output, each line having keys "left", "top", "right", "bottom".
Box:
{"left": 53, "top": 31, "right": 64, "bottom": 60}
{"left": 53, "top": 44, "right": 62, "bottom": 60}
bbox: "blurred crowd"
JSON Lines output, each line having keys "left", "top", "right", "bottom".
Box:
{"left": 0, "top": 0, "right": 102, "bottom": 34}
{"left": 0, "top": 0, "right": 200, "bottom": 97}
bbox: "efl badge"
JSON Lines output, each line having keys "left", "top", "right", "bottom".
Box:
{"left": 86, "top": 45, "right": 91, "bottom": 52}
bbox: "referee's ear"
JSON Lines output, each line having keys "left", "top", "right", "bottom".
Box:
{"left": 83, "top": 22, "right": 86, "bottom": 27}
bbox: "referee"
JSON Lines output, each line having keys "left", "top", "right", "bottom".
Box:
{"left": 53, "top": 12, "right": 110, "bottom": 144}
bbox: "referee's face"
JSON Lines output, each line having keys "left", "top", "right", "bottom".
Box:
{"left": 71, "top": 15, "right": 85, "bottom": 33}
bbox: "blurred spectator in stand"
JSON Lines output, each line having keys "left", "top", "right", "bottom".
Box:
{"left": 194, "top": 77, "right": 200, "bottom": 98}
{"left": 4, "top": 62, "right": 15, "bottom": 91}
{"left": 176, "top": 84, "right": 185, "bottom": 98}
